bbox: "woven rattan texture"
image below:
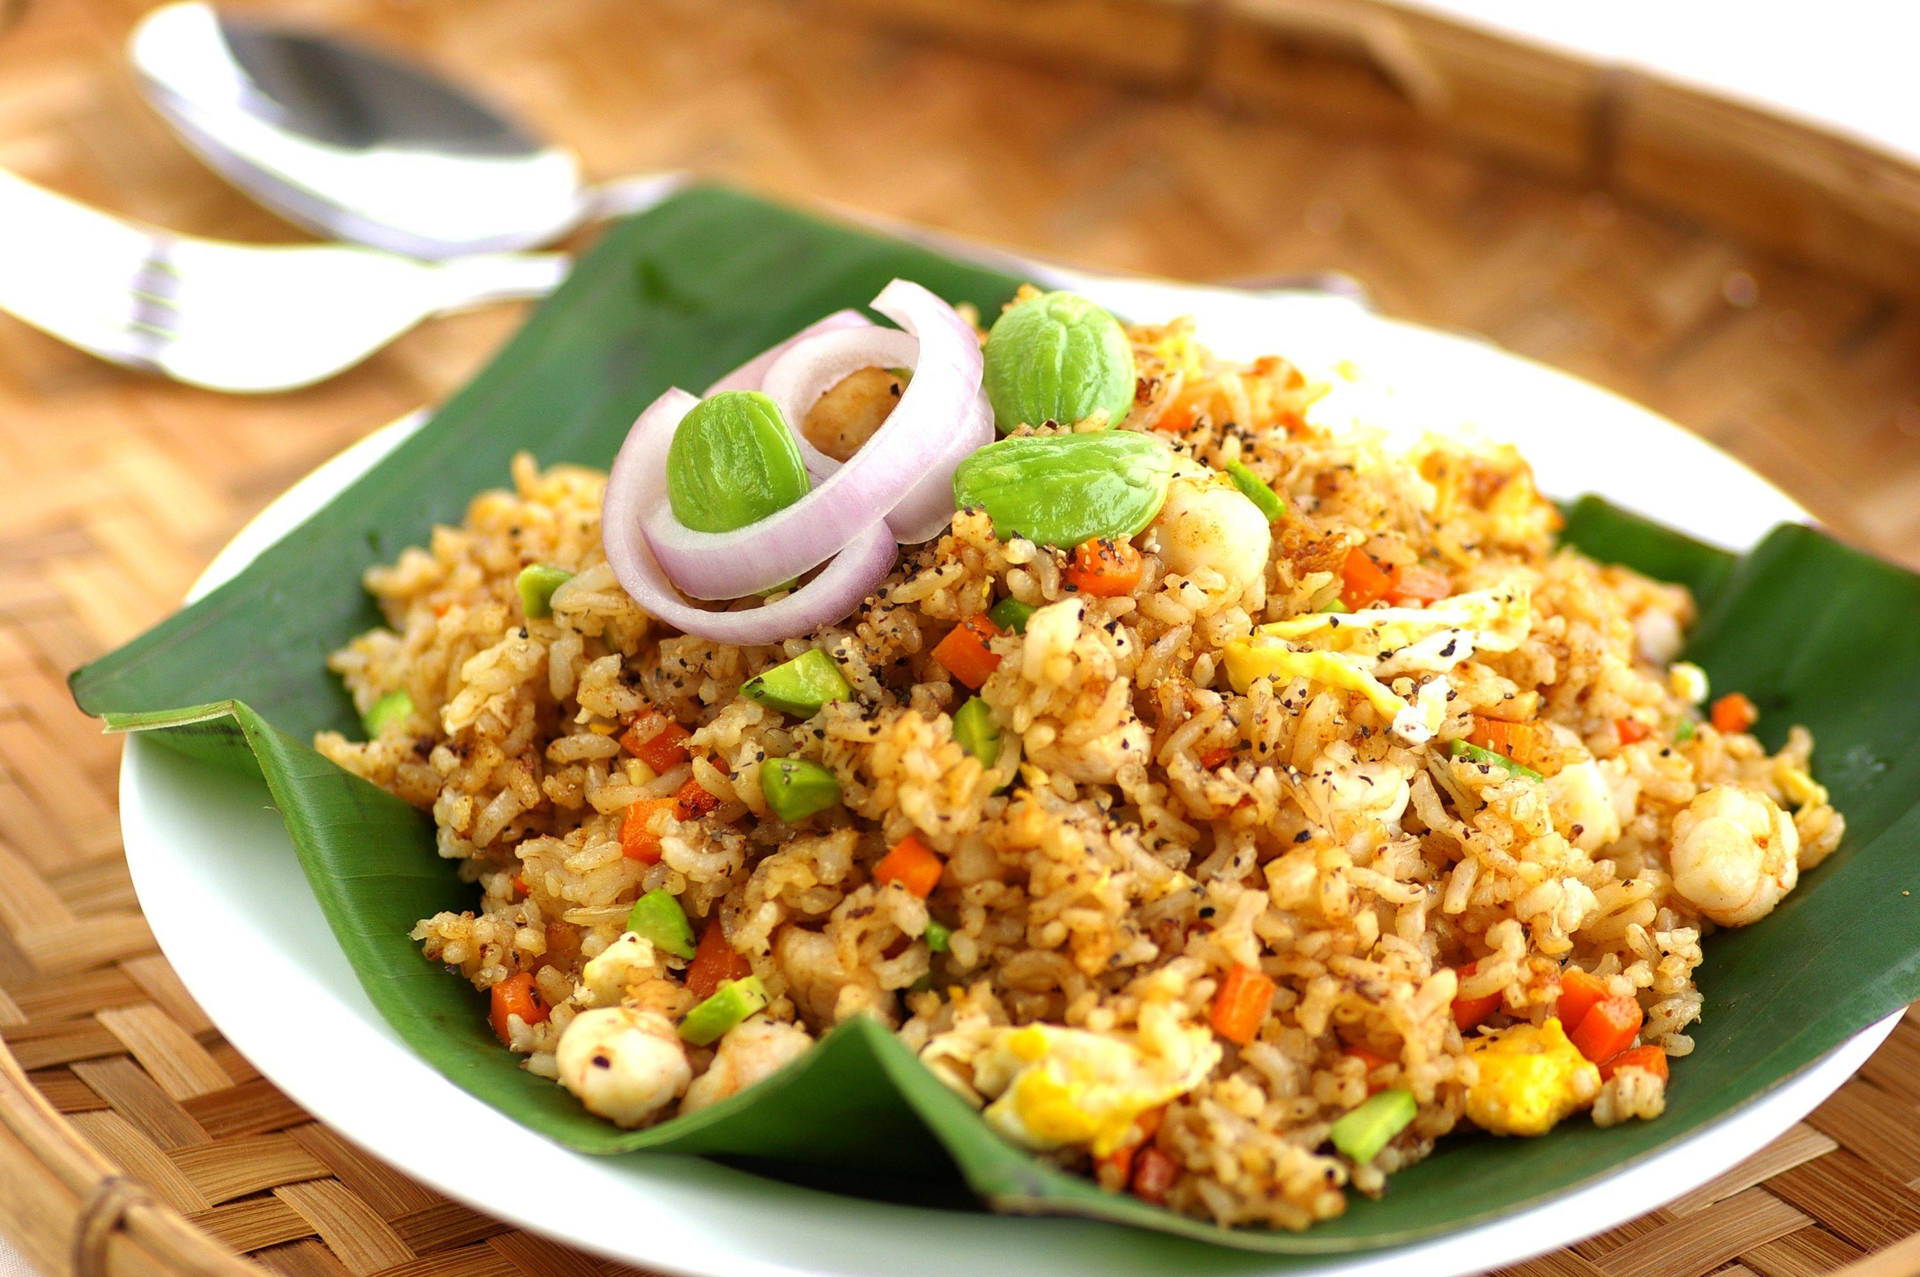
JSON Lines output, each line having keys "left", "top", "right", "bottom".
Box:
{"left": 1, "top": 1, "right": 1917, "bottom": 1274}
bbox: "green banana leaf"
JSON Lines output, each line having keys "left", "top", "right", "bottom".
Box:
{"left": 70, "top": 186, "right": 1920, "bottom": 1255}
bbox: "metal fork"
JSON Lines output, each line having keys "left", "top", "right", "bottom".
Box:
{"left": 0, "top": 169, "right": 568, "bottom": 392}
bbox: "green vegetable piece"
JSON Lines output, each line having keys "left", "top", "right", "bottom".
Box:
{"left": 952, "top": 433, "right": 1172, "bottom": 547}
{"left": 626, "top": 888, "right": 696, "bottom": 960}
{"left": 515, "top": 564, "right": 573, "bottom": 619}
{"left": 924, "top": 920, "right": 951, "bottom": 954}
{"left": 1675, "top": 719, "right": 1697, "bottom": 742}
{"left": 1225, "top": 461, "right": 1286, "bottom": 521}
{"left": 1329, "top": 1087, "right": 1417, "bottom": 1163}
{"left": 742, "top": 649, "right": 852, "bottom": 717}
{"left": 983, "top": 291, "right": 1136, "bottom": 435}
{"left": 362, "top": 689, "right": 413, "bottom": 737}
{"left": 760, "top": 757, "right": 842, "bottom": 822}
{"left": 1317, "top": 597, "right": 1351, "bottom": 614}
{"left": 1448, "top": 739, "right": 1544, "bottom": 782}
{"left": 988, "top": 597, "right": 1037, "bottom": 634}
{"left": 666, "top": 391, "right": 811, "bottom": 533}
{"left": 679, "top": 975, "right": 769, "bottom": 1046}
{"left": 953, "top": 697, "right": 1000, "bottom": 763}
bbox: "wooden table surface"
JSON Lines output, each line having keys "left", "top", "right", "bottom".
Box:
{"left": 1, "top": 2, "right": 1918, "bottom": 1276}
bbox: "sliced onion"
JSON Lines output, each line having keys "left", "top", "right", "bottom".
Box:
{"left": 759, "top": 325, "right": 993, "bottom": 543}
{"left": 701, "top": 310, "right": 871, "bottom": 396}
{"left": 641, "top": 279, "right": 986, "bottom": 598}
{"left": 603, "top": 388, "right": 897, "bottom": 645}
{"left": 761, "top": 325, "right": 920, "bottom": 477}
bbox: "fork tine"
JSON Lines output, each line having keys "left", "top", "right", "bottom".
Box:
{"left": 0, "top": 171, "right": 184, "bottom": 367}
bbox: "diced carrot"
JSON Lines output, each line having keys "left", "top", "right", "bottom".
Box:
{"left": 1130, "top": 1146, "right": 1178, "bottom": 1205}
{"left": 874, "top": 834, "right": 944, "bottom": 898}
{"left": 1556, "top": 968, "right": 1611, "bottom": 1033}
{"left": 1451, "top": 961, "right": 1502, "bottom": 1032}
{"left": 1210, "top": 965, "right": 1277, "bottom": 1046}
{"left": 1468, "top": 716, "right": 1531, "bottom": 758}
{"left": 1568, "top": 994, "right": 1644, "bottom": 1063}
{"left": 1345, "top": 1045, "right": 1393, "bottom": 1094}
{"left": 488, "top": 972, "right": 547, "bottom": 1044}
{"left": 1094, "top": 1107, "right": 1166, "bottom": 1185}
{"left": 1340, "top": 547, "right": 1392, "bottom": 610}
{"left": 1600, "top": 1044, "right": 1669, "bottom": 1083}
{"left": 685, "top": 918, "right": 750, "bottom": 1000}
{"left": 1094, "top": 1143, "right": 1134, "bottom": 1188}
{"left": 932, "top": 614, "right": 1002, "bottom": 690}
{"left": 674, "top": 776, "right": 722, "bottom": 822}
{"left": 510, "top": 875, "right": 528, "bottom": 897}
{"left": 1065, "top": 538, "right": 1144, "bottom": 597}
{"left": 1153, "top": 401, "right": 1196, "bottom": 434}
{"left": 1199, "top": 745, "right": 1235, "bottom": 770}
{"left": 622, "top": 719, "right": 692, "bottom": 772}
{"left": 1386, "top": 563, "right": 1451, "bottom": 605}
{"left": 619, "top": 797, "right": 672, "bottom": 863}
{"left": 1711, "top": 692, "right": 1758, "bottom": 734}
{"left": 1615, "top": 717, "right": 1651, "bottom": 746}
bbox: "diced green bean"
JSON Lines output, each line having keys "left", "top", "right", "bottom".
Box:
{"left": 988, "top": 597, "right": 1037, "bottom": 634}
{"left": 760, "top": 757, "right": 842, "bottom": 822}
{"left": 1329, "top": 1088, "right": 1417, "bottom": 1163}
{"left": 1448, "top": 739, "right": 1543, "bottom": 782}
{"left": 953, "top": 697, "right": 1001, "bottom": 764}
{"left": 1225, "top": 461, "right": 1286, "bottom": 521}
{"left": 924, "top": 920, "right": 951, "bottom": 954}
{"left": 516, "top": 564, "right": 573, "bottom": 619}
{"left": 362, "top": 689, "right": 413, "bottom": 737}
{"left": 679, "top": 976, "right": 769, "bottom": 1045}
{"left": 1675, "top": 719, "right": 1697, "bottom": 742}
{"left": 626, "top": 889, "right": 696, "bottom": 959}
{"left": 1317, "top": 597, "right": 1350, "bottom": 614}
{"left": 742, "top": 649, "right": 852, "bottom": 718}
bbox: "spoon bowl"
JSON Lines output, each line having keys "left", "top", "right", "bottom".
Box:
{"left": 130, "top": 1, "right": 590, "bottom": 257}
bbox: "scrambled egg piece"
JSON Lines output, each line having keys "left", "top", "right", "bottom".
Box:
{"left": 1464, "top": 1018, "right": 1600, "bottom": 1137}
{"left": 972, "top": 1023, "right": 1220, "bottom": 1156}
{"left": 1223, "top": 646, "right": 1453, "bottom": 744}
{"left": 1223, "top": 582, "right": 1530, "bottom": 745}
{"left": 1256, "top": 582, "right": 1532, "bottom": 672}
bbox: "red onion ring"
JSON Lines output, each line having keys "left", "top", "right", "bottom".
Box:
{"left": 758, "top": 326, "right": 994, "bottom": 542}
{"left": 640, "top": 280, "right": 986, "bottom": 599}
{"left": 702, "top": 310, "right": 871, "bottom": 397}
{"left": 760, "top": 325, "right": 920, "bottom": 477}
{"left": 602, "top": 388, "right": 897, "bottom": 645}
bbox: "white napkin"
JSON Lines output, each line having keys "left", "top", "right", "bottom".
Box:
{"left": 0, "top": 1236, "right": 40, "bottom": 1277}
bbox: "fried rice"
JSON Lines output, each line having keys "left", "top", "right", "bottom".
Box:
{"left": 316, "top": 304, "right": 1844, "bottom": 1230}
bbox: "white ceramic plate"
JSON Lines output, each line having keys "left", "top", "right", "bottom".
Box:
{"left": 119, "top": 284, "right": 1900, "bottom": 1277}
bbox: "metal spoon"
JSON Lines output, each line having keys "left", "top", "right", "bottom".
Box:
{"left": 127, "top": 1, "right": 678, "bottom": 259}
{"left": 127, "top": 2, "right": 1366, "bottom": 302}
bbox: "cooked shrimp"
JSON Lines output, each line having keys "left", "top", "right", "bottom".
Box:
{"left": 775, "top": 925, "right": 895, "bottom": 1028}
{"left": 1668, "top": 786, "right": 1799, "bottom": 926}
{"left": 802, "top": 367, "right": 905, "bottom": 461}
{"left": 681, "top": 1018, "right": 814, "bottom": 1113}
{"left": 1149, "top": 458, "right": 1272, "bottom": 599}
{"left": 555, "top": 1007, "right": 690, "bottom": 1127}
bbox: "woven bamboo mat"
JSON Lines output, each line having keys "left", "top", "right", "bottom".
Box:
{"left": 1, "top": 1, "right": 1918, "bottom": 1274}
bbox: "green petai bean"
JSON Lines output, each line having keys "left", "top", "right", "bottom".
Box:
{"left": 952, "top": 432, "right": 1172, "bottom": 548}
